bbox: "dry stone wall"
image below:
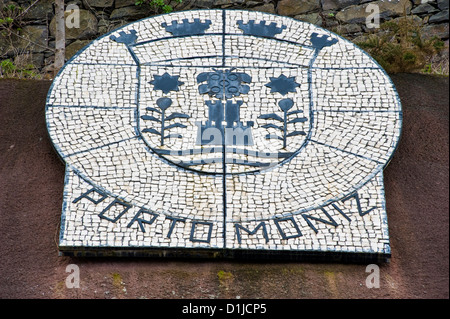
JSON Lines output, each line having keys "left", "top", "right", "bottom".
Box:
{"left": 0, "top": 0, "right": 448, "bottom": 75}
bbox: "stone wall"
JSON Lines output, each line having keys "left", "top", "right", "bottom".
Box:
{"left": 0, "top": 0, "right": 448, "bottom": 76}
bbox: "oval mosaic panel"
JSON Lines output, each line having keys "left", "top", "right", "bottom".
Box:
{"left": 46, "top": 9, "right": 402, "bottom": 261}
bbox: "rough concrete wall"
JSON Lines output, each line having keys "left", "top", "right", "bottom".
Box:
{"left": 0, "top": 0, "right": 448, "bottom": 76}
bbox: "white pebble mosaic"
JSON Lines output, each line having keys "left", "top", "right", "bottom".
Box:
{"left": 46, "top": 10, "right": 402, "bottom": 261}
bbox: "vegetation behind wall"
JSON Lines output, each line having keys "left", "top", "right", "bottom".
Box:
{"left": 0, "top": 0, "right": 448, "bottom": 78}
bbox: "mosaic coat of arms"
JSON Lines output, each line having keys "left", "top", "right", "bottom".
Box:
{"left": 46, "top": 10, "right": 402, "bottom": 262}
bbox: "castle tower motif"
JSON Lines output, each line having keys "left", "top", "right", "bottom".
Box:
{"left": 195, "top": 68, "right": 254, "bottom": 146}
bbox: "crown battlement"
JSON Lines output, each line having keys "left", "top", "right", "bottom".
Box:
{"left": 162, "top": 18, "right": 212, "bottom": 36}
{"left": 310, "top": 32, "right": 338, "bottom": 50}
{"left": 237, "top": 19, "right": 287, "bottom": 37}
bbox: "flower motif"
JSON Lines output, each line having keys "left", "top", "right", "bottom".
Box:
{"left": 310, "top": 32, "right": 338, "bottom": 50}
{"left": 278, "top": 98, "right": 294, "bottom": 112}
{"left": 265, "top": 74, "right": 300, "bottom": 96}
{"left": 150, "top": 72, "right": 184, "bottom": 94}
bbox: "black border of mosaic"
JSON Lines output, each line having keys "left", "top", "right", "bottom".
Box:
{"left": 58, "top": 246, "right": 390, "bottom": 263}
